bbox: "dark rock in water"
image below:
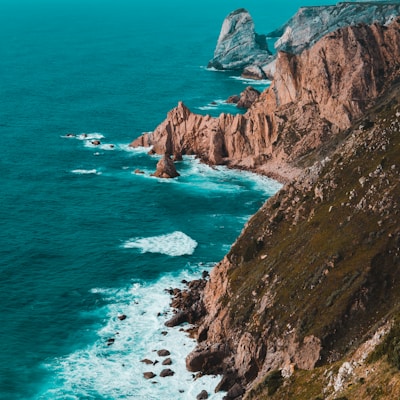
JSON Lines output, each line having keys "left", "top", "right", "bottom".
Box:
{"left": 134, "top": 169, "right": 145, "bottom": 174}
{"left": 186, "top": 344, "right": 227, "bottom": 373}
{"left": 157, "top": 349, "right": 171, "bottom": 357}
{"left": 141, "top": 358, "right": 154, "bottom": 365}
{"left": 160, "top": 368, "right": 175, "bottom": 377}
{"left": 143, "top": 371, "right": 156, "bottom": 379}
{"left": 165, "top": 311, "right": 188, "bottom": 327}
{"left": 118, "top": 314, "right": 127, "bottom": 321}
{"left": 151, "top": 154, "right": 180, "bottom": 179}
{"left": 208, "top": 8, "right": 272, "bottom": 71}
{"left": 162, "top": 357, "right": 172, "bottom": 365}
{"left": 236, "top": 86, "right": 260, "bottom": 109}
{"left": 196, "top": 389, "right": 209, "bottom": 399}
{"left": 106, "top": 338, "right": 115, "bottom": 346}
{"left": 91, "top": 140, "right": 101, "bottom": 145}
{"left": 226, "top": 95, "right": 240, "bottom": 104}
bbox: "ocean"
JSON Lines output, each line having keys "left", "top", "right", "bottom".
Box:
{"left": 1, "top": 0, "right": 334, "bottom": 398}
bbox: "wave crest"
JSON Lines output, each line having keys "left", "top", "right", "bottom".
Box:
{"left": 122, "top": 231, "right": 197, "bottom": 256}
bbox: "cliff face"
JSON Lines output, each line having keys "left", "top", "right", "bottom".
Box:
{"left": 185, "top": 81, "right": 400, "bottom": 399}
{"left": 131, "top": 18, "right": 400, "bottom": 183}
{"left": 207, "top": 8, "right": 273, "bottom": 73}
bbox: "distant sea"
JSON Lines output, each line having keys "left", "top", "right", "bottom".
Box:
{"left": 1, "top": 0, "right": 338, "bottom": 398}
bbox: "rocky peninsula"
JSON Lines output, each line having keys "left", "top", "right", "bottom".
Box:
{"left": 131, "top": 3, "right": 400, "bottom": 399}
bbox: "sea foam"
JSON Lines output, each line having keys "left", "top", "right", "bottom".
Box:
{"left": 71, "top": 169, "right": 101, "bottom": 175}
{"left": 40, "top": 270, "right": 224, "bottom": 400}
{"left": 123, "top": 231, "right": 198, "bottom": 256}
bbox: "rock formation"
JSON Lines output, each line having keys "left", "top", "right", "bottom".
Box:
{"left": 131, "top": 18, "right": 400, "bottom": 183}
{"left": 207, "top": 3, "right": 400, "bottom": 80}
{"left": 226, "top": 86, "right": 261, "bottom": 109}
{"left": 151, "top": 154, "right": 180, "bottom": 178}
{"left": 134, "top": 14, "right": 400, "bottom": 400}
{"left": 167, "top": 78, "right": 400, "bottom": 399}
{"left": 207, "top": 8, "right": 273, "bottom": 76}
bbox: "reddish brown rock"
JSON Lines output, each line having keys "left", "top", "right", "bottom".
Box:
{"left": 236, "top": 86, "right": 260, "bottom": 109}
{"left": 130, "top": 19, "right": 400, "bottom": 182}
{"left": 151, "top": 154, "right": 180, "bottom": 179}
{"left": 143, "top": 372, "right": 156, "bottom": 379}
{"left": 160, "top": 368, "right": 175, "bottom": 377}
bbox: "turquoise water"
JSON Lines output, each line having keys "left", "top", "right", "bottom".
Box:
{"left": 1, "top": 1, "right": 334, "bottom": 398}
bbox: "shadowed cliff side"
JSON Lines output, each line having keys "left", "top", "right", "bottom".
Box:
{"left": 130, "top": 19, "right": 400, "bottom": 184}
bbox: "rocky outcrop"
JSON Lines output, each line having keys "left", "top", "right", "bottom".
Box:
{"left": 208, "top": 3, "right": 400, "bottom": 79}
{"left": 151, "top": 154, "right": 180, "bottom": 178}
{"left": 226, "top": 86, "right": 261, "bottom": 109}
{"left": 131, "top": 18, "right": 400, "bottom": 183}
{"left": 207, "top": 8, "right": 273, "bottom": 75}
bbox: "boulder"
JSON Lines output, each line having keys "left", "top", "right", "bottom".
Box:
{"left": 196, "top": 390, "right": 209, "bottom": 399}
{"left": 151, "top": 154, "right": 180, "bottom": 179}
{"left": 143, "top": 372, "right": 156, "bottom": 379}
{"left": 165, "top": 311, "right": 189, "bottom": 327}
{"left": 157, "top": 349, "right": 171, "bottom": 357}
{"left": 162, "top": 357, "right": 172, "bottom": 365}
{"left": 160, "top": 368, "right": 175, "bottom": 377}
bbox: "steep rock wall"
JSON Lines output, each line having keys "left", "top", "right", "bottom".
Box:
{"left": 131, "top": 19, "right": 400, "bottom": 183}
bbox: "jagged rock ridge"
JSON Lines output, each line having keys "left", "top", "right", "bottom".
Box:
{"left": 131, "top": 18, "right": 400, "bottom": 184}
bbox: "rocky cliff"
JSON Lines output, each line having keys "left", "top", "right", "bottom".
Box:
{"left": 207, "top": 8, "right": 273, "bottom": 74}
{"left": 129, "top": 15, "right": 400, "bottom": 400}
{"left": 206, "top": 2, "right": 400, "bottom": 80}
{"left": 177, "top": 79, "right": 400, "bottom": 400}
{"left": 131, "top": 18, "right": 400, "bottom": 184}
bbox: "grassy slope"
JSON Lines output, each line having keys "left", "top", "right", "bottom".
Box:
{"left": 223, "top": 83, "right": 400, "bottom": 398}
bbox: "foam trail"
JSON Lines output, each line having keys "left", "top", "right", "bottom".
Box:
{"left": 230, "top": 76, "right": 272, "bottom": 86}
{"left": 123, "top": 231, "right": 198, "bottom": 256}
{"left": 76, "top": 133, "right": 105, "bottom": 140}
{"left": 71, "top": 169, "right": 101, "bottom": 175}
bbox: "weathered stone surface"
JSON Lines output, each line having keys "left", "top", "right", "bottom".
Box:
{"left": 151, "top": 154, "right": 180, "bottom": 179}
{"left": 207, "top": 8, "right": 272, "bottom": 71}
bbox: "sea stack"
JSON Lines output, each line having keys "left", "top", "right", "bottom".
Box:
{"left": 151, "top": 154, "right": 180, "bottom": 179}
